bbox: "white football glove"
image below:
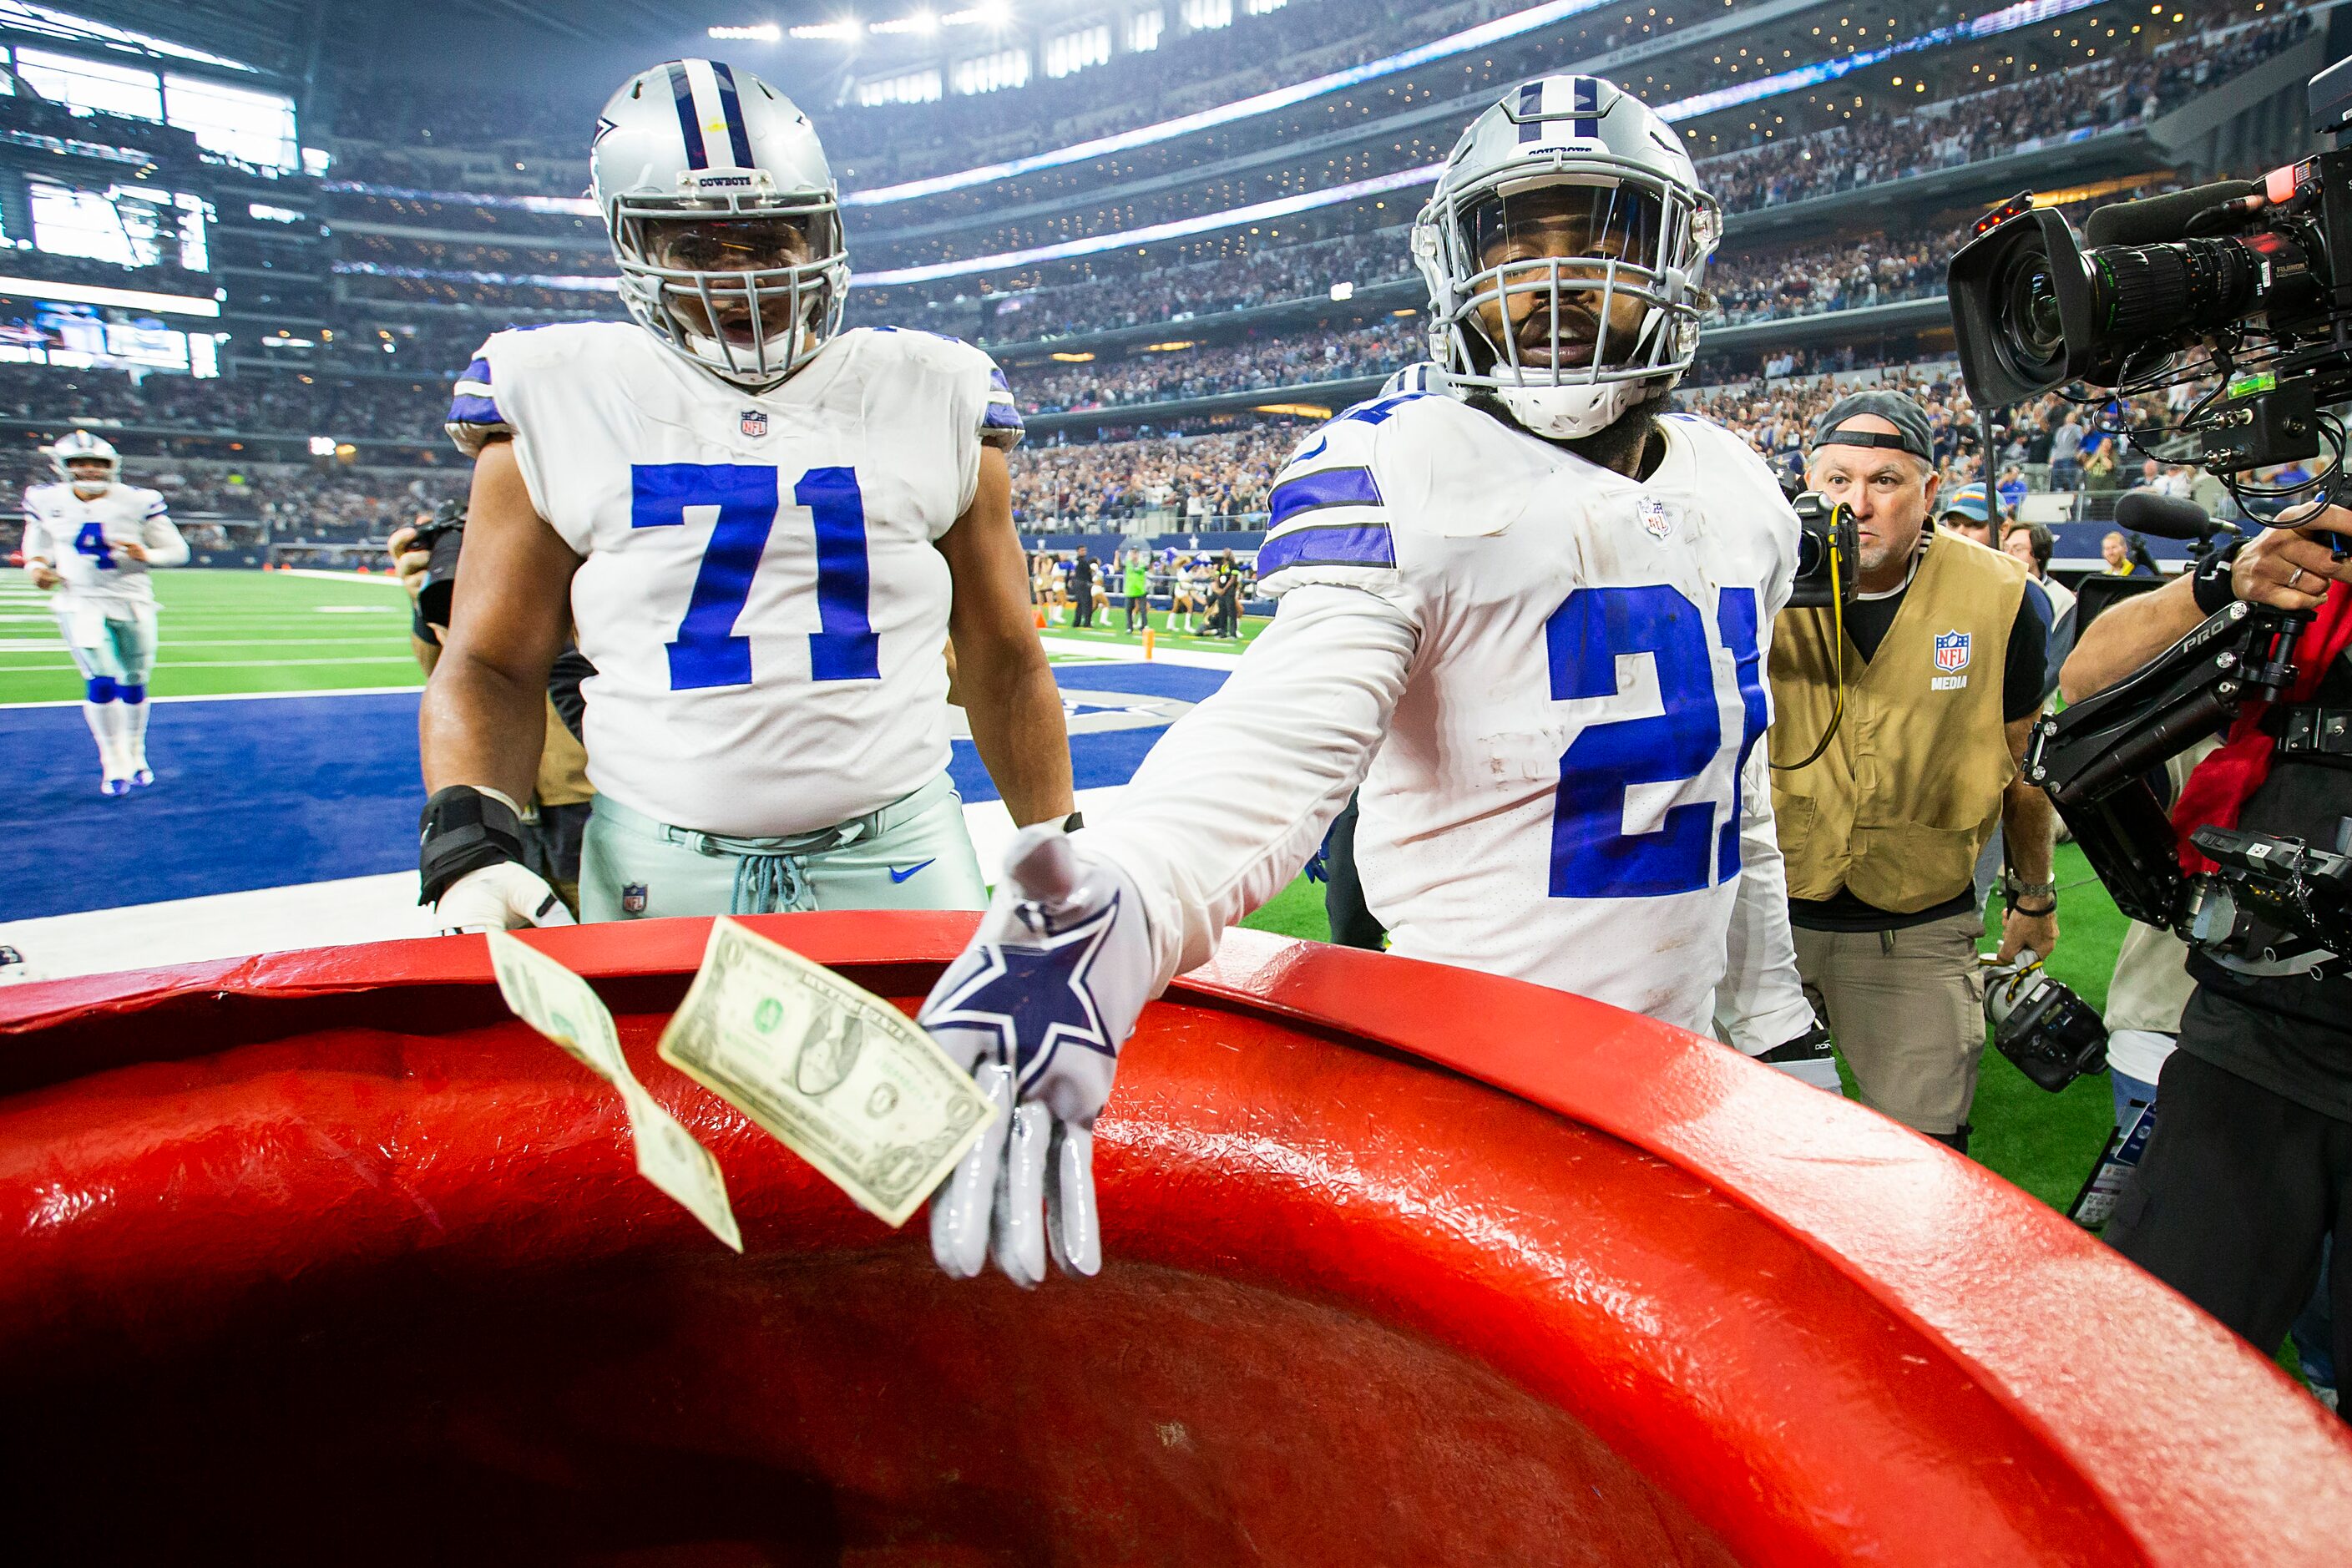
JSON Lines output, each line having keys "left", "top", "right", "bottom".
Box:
{"left": 918, "top": 825, "right": 1153, "bottom": 1287}
{"left": 436, "top": 861, "right": 574, "bottom": 934}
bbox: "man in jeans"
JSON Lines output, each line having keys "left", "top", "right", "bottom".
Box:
{"left": 1768, "top": 392, "right": 2056, "bottom": 1152}
{"left": 2050, "top": 411, "right": 2083, "bottom": 491}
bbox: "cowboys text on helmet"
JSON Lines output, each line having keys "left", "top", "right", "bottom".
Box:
{"left": 1414, "top": 74, "right": 1720, "bottom": 442}
{"left": 590, "top": 58, "right": 851, "bottom": 389}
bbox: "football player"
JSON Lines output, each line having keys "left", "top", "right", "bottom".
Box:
{"left": 420, "top": 60, "right": 1072, "bottom": 929}
{"left": 20, "top": 432, "right": 187, "bottom": 795}
{"left": 918, "top": 77, "right": 1828, "bottom": 1286}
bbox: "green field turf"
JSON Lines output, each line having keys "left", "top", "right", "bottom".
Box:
{"left": 3, "top": 569, "right": 2142, "bottom": 1220}
{"left": 0, "top": 568, "right": 422, "bottom": 704}
{"left": 1243, "top": 843, "right": 2137, "bottom": 1218}
{"left": 1039, "top": 606, "right": 1268, "bottom": 654}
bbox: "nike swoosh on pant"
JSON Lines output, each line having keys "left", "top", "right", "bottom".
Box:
{"left": 888, "top": 860, "right": 937, "bottom": 883}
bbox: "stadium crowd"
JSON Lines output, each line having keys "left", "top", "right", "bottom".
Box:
{"left": 1701, "top": 8, "right": 2306, "bottom": 213}
{"left": 1015, "top": 317, "right": 1420, "bottom": 413}
{"left": 1008, "top": 426, "right": 1293, "bottom": 532}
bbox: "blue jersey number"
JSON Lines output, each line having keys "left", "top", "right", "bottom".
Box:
{"left": 630, "top": 463, "right": 878, "bottom": 690}
{"left": 73, "top": 522, "right": 114, "bottom": 570}
{"left": 1545, "top": 584, "right": 1763, "bottom": 900}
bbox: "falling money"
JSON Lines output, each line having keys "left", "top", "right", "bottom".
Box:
{"left": 485, "top": 928, "right": 743, "bottom": 1252}
{"left": 657, "top": 918, "right": 997, "bottom": 1227}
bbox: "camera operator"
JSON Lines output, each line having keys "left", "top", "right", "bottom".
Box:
{"left": 390, "top": 513, "right": 594, "bottom": 918}
{"left": 2061, "top": 506, "right": 2352, "bottom": 1384}
{"left": 1768, "top": 392, "right": 2056, "bottom": 1151}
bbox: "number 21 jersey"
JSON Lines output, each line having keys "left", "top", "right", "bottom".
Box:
{"left": 1263, "top": 392, "right": 1799, "bottom": 1035}
{"left": 448, "top": 322, "right": 1022, "bottom": 837}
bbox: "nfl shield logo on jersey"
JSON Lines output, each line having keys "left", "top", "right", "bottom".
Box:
{"left": 1934, "top": 631, "right": 1972, "bottom": 673}
{"left": 621, "top": 882, "right": 649, "bottom": 914}
{"left": 740, "top": 409, "right": 768, "bottom": 438}
{"left": 1637, "top": 497, "right": 1673, "bottom": 539}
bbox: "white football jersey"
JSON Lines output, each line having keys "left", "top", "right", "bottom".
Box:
{"left": 20, "top": 482, "right": 180, "bottom": 605}
{"left": 449, "top": 322, "right": 1023, "bottom": 837}
{"left": 1088, "top": 389, "right": 1811, "bottom": 1046}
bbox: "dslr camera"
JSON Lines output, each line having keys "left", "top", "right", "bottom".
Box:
{"left": 407, "top": 497, "right": 467, "bottom": 633}
{"left": 1949, "top": 55, "right": 2352, "bottom": 506}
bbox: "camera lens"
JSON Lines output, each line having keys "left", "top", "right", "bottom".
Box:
{"left": 1993, "top": 245, "right": 2069, "bottom": 383}
{"left": 2019, "top": 271, "right": 2065, "bottom": 354}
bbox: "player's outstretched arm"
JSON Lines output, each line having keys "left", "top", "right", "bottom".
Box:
{"left": 917, "top": 582, "right": 1414, "bottom": 1283}
{"left": 940, "top": 445, "right": 1073, "bottom": 827}
{"left": 416, "top": 438, "right": 580, "bottom": 931}
{"left": 1086, "top": 583, "right": 1415, "bottom": 989}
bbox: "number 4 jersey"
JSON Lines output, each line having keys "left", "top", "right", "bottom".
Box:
{"left": 1084, "top": 390, "right": 1814, "bottom": 1049}
{"left": 20, "top": 481, "right": 185, "bottom": 609}
{"left": 448, "top": 322, "right": 1023, "bottom": 837}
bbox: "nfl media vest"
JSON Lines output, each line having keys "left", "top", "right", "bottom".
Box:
{"left": 1768, "top": 529, "right": 2030, "bottom": 914}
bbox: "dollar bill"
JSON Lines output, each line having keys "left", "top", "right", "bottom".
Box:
{"left": 486, "top": 929, "right": 743, "bottom": 1252}
{"left": 657, "top": 918, "right": 996, "bottom": 1227}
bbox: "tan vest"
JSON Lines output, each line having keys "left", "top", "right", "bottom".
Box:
{"left": 1769, "top": 529, "right": 2028, "bottom": 913}
{"left": 536, "top": 698, "right": 594, "bottom": 807}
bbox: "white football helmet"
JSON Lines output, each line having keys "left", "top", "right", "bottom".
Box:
{"left": 590, "top": 58, "right": 850, "bottom": 388}
{"left": 48, "top": 429, "right": 119, "bottom": 493}
{"left": 1414, "top": 75, "right": 1720, "bottom": 441}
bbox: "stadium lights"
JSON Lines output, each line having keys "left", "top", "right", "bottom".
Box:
{"left": 708, "top": 23, "right": 783, "bottom": 41}
{"left": 1328, "top": 281, "right": 1355, "bottom": 301}
{"left": 847, "top": 0, "right": 2107, "bottom": 210}
{"left": 844, "top": 0, "right": 1619, "bottom": 205}
{"left": 307, "top": 436, "right": 335, "bottom": 456}
{"left": 0, "top": 274, "right": 220, "bottom": 318}
{"left": 853, "top": 161, "right": 1440, "bottom": 286}
{"left": 1654, "top": 0, "right": 2104, "bottom": 123}
{"left": 790, "top": 20, "right": 862, "bottom": 40}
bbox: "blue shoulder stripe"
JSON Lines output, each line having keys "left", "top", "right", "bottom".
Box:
{"left": 463, "top": 356, "right": 491, "bottom": 385}
{"left": 448, "top": 392, "right": 505, "bottom": 425}
{"left": 982, "top": 402, "right": 1024, "bottom": 430}
{"left": 1267, "top": 465, "right": 1381, "bottom": 530}
{"left": 1258, "top": 524, "right": 1396, "bottom": 575}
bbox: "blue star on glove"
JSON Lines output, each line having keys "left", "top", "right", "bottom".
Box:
{"left": 925, "top": 894, "right": 1123, "bottom": 1096}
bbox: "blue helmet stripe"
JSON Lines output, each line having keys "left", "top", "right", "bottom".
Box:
{"left": 710, "top": 61, "right": 756, "bottom": 169}
{"left": 1516, "top": 80, "right": 1544, "bottom": 144}
{"left": 666, "top": 61, "right": 708, "bottom": 171}
{"left": 1571, "top": 74, "right": 1600, "bottom": 139}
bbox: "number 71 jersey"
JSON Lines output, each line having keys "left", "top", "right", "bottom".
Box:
{"left": 449, "top": 322, "right": 1022, "bottom": 838}
{"left": 1259, "top": 392, "right": 1798, "bottom": 1034}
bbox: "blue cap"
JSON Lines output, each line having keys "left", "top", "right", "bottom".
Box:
{"left": 1940, "top": 482, "right": 1991, "bottom": 523}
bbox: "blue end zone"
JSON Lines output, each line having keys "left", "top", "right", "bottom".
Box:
{"left": 0, "top": 661, "right": 1228, "bottom": 920}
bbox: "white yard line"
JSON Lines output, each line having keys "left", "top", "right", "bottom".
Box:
{"left": 0, "top": 684, "right": 426, "bottom": 711}
{"left": 0, "top": 787, "right": 1132, "bottom": 981}
{"left": 1038, "top": 634, "right": 1245, "bottom": 670}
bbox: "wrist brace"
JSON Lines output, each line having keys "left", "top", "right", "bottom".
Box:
{"left": 418, "top": 784, "right": 529, "bottom": 906}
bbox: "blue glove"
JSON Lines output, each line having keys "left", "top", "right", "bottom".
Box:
{"left": 919, "top": 825, "right": 1152, "bottom": 1286}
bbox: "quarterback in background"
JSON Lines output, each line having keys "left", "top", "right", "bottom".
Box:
{"left": 19, "top": 432, "right": 188, "bottom": 796}
{"left": 420, "top": 59, "right": 1071, "bottom": 930}
{"left": 918, "top": 76, "right": 1826, "bottom": 1287}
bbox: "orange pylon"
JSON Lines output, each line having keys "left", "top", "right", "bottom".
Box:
{"left": 1142, "top": 628, "right": 1155, "bottom": 660}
